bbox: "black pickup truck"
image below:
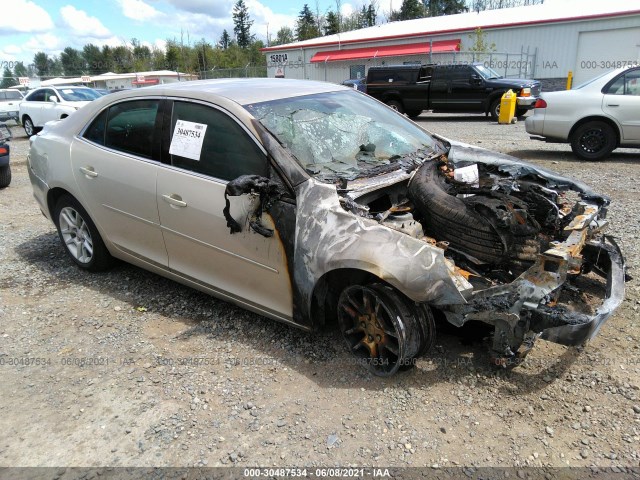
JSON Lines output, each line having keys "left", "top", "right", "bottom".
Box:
{"left": 365, "top": 63, "right": 541, "bottom": 120}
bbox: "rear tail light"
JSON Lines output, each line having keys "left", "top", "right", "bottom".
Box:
{"left": 0, "top": 147, "right": 7, "bottom": 155}
{"left": 534, "top": 99, "right": 547, "bottom": 109}
{"left": 520, "top": 87, "right": 531, "bottom": 97}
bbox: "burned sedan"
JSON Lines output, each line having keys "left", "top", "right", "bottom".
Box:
{"left": 27, "top": 79, "right": 626, "bottom": 376}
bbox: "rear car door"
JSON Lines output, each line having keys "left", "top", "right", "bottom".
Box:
{"left": 22, "top": 89, "right": 47, "bottom": 125}
{"left": 602, "top": 68, "right": 640, "bottom": 141}
{"left": 156, "top": 99, "right": 293, "bottom": 319}
{"left": 71, "top": 98, "right": 168, "bottom": 267}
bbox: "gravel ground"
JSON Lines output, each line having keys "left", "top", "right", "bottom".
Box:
{"left": 1, "top": 115, "right": 639, "bottom": 470}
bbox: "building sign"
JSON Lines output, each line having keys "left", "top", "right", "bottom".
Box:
{"left": 18, "top": 77, "right": 29, "bottom": 86}
{"left": 269, "top": 53, "right": 288, "bottom": 64}
{"left": 81, "top": 76, "right": 91, "bottom": 83}
{"left": 275, "top": 67, "right": 285, "bottom": 78}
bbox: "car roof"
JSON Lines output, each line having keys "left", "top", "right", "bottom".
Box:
{"left": 139, "top": 78, "right": 347, "bottom": 105}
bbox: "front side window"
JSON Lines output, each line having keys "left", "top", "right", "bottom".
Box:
{"left": 103, "top": 100, "right": 159, "bottom": 158}
{"left": 169, "top": 101, "right": 268, "bottom": 181}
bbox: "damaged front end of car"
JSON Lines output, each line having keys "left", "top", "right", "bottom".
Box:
{"left": 339, "top": 139, "right": 627, "bottom": 366}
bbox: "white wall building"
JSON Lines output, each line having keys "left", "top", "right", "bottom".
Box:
{"left": 262, "top": 0, "right": 640, "bottom": 87}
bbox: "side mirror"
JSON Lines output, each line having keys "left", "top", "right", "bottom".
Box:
{"left": 222, "top": 175, "right": 281, "bottom": 237}
{"left": 470, "top": 75, "right": 483, "bottom": 85}
{"left": 50, "top": 95, "right": 58, "bottom": 103}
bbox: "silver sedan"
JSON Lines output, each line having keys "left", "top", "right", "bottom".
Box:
{"left": 28, "top": 78, "right": 626, "bottom": 375}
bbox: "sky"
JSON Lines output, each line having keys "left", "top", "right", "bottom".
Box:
{"left": 0, "top": 0, "right": 406, "bottom": 67}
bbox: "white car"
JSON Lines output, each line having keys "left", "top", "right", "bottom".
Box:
{"left": 19, "top": 86, "right": 101, "bottom": 137}
{"left": 0, "top": 89, "right": 24, "bottom": 122}
{"left": 526, "top": 66, "right": 640, "bottom": 160}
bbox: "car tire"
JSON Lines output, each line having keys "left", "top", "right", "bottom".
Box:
{"left": 386, "top": 100, "right": 404, "bottom": 114}
{"left": 22, "top": 116, "right": 40, "bottom": 137}
{"left": 337, "top": 283, "right": 433, "bottom": 376}
{"left": 489, "top": 98, "right": 501, "bottom": 121}
{"left": 53, "top": 194, "right": 113, "bottom": 272}
{"left": 570, "top": 121, "right": 617, "bottom": 161}
{"left": 406, "top": 110, "right": 422, "bottom": 119}
{"left": 0, "top": 165, "right": 10, "bottom": 188}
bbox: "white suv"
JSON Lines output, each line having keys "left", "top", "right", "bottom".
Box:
{"left": 0, "top": 89, "right": 24, "bottom": 122}
{"left": 19, "top": 86, "right": 101, "bottom": 136}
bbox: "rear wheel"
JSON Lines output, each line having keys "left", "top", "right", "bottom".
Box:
{"left": 515, "top": 108, "right": 528, "bottom": 118}
{"left": 386, "top": 100, "right": 404, "bottom": 114}
{"left": 570, "top": 121, "right": 616, "bottom": 161}
{"left": 53, "top": 195, "right": 113, "bottom": 271}
{"left": 337, "top": 283, "right": 434, "bottom": 376}
{"left": 406, "top": 110, "right": 422, "bottom": 119}
{"left": 23, "top": 116, "right": 35, "bottom": 137}
{"left": 0, "top": 165, "right": 10, "bottom": 188}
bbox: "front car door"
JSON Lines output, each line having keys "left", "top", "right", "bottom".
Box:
{"left": 71, "top": 98, "right": 168, "bottom": 267}
{"left": 41, "top": 88, "right": 63, "bottom": 123}
{"left": 602, "top": 68, "right": 640, "bottom": 142}
{"left": 156, "top": 99, "right": 293, "bottom": 320}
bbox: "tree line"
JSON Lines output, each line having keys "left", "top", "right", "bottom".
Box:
{"left": 0, "top": 0, "right": 543, "bottom": 87}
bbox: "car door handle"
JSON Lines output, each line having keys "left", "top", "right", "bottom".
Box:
{"left": 607, "top": 104, "right": 619, "bottom": 107}
{"left": 162, "top": 194, "right": 187, "bottom": 208}
{"left": 79, "top": 166, "right": 98, "bottom": 178}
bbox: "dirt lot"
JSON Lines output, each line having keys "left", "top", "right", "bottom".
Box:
{"left": 1, "top": 115, "right": 639, "bottom": 471}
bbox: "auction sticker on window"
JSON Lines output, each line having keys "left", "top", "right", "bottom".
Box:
{"left": 169, "top": 120, "right": 208, "bottom": 161}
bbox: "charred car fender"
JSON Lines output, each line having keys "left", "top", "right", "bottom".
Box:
{"left": 293, "top": 180, "right": 473, "bottom": 326}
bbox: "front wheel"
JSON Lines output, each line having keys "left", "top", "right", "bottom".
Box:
{"left": 337, "top": 283, "right": 435, "bottom": 376}
{"left": 53, "top": 195, "right": 113, "bottom": 271}
{"left": 489, "top": 99, "right": 501, "bottom": 121}
{"left": 0, "top": 165, "right": 10, "bottom": 188}
{"left": 570, "top": 121, "right": 616, "bottom": 161}
{"left": 386, "top": 100, "right": 404, "bottom": 114}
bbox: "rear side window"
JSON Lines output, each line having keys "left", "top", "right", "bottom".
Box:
{"left": 605, "top": 70, "right": 640, "bottom": 96}
{"left": 81, "top": 100, "right": 160, "bottom": 158}
{"left": 26, "top": 90, "right": 45, "bottom": 102}
{"left": 169, "top": 101, "right": 267, "bottom": 181}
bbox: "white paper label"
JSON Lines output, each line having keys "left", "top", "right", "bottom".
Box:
{"left": 169, "top": 120, "right": 208, "bottom": 161}
{"left": 62, "top": 89, "right": 74, "bottom": 94}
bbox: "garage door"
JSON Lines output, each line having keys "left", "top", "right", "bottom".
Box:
{"left": 574, "top": 27, "right": 640, "bottom": 86}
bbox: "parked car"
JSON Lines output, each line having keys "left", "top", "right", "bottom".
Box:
{"left": 19, "top": 85, "right": 101, "bottom": 137}
{"left": 341, "top": 78, "right": 366, "bottom": 92}
{"left": 27, "top": 79, "right": 626, "bottom": 375}
{"left": 0, "top": 123, "right": 11, "bottom": 188}
{"left": 0, "top": 89, "right": 24, "bottom": 122}
{"left": 526, "top": 66, "right": 640, "bottom": 161}
{"left": 365, "top": 63, "right": 541, "bottom": 119}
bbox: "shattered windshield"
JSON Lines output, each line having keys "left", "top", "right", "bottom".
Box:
{"left": 244, "top": 90, "right": 444, "bottom": 182}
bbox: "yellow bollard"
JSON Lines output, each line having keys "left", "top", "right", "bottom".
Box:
{"left": 498, "top": 89, "right": 516, "bottom": 124}
{"left": 566, "top": 71, "right": 573, "bottom": 90}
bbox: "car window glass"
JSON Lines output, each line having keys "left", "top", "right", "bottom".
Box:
{"left": 170, "top": 101, "right": 267, "bottom": 181}
{"left": 44, "top": 89, "right": 57, "bottom": 101}
{"left": 83, "top": 109, "right": 108, "bottom": 145}
{"left": 606, "top": 76, "right": 625, "bottom": 95}
{"left": 5, "top": 91, "right": 22, "bottom": 100}
{"left": 105, "top": 100, "right": 159, "bottom": 158}
{"left": 624, "top": 70, "right": 640, "bottom": 96}
{"left": 26, "top": 90, "right": 45, "bottom": 102}
{"left": 57, "top": 88, "right": 101, "bottom": 101}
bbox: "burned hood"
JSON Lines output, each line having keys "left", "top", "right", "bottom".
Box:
{"left": 437, "top": 136, "right": 609, "bottom": 206}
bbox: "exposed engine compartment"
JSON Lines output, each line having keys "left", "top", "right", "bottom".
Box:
{"left": 336, "top": 144, "right": 626, "bottom": 365}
